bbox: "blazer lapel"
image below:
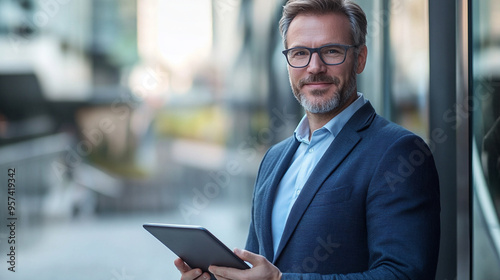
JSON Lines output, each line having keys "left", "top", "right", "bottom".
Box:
{"left": 273, "top": 102, "right": 376, "bottom": 262}
{"left": 261, "top": 137, "right": 300, "bottom": 262}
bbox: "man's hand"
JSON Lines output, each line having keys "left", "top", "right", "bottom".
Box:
{"left": 174, "top": 258, "right": 211, "bottom": 280}
{"left": 209, "top": 248, "right": 282, "bottom": 280}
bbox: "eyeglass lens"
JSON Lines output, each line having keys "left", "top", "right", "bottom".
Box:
{"left": 287, "top": 45, "right": 347, "bottom": 67}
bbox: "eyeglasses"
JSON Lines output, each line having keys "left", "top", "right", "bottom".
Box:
{"left": 282, "top": 44, "right": 358, "bottom": 68}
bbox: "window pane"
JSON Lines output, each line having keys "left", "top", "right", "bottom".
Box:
{"left": 472, "top": 0, "right": 500, "bottom": 278}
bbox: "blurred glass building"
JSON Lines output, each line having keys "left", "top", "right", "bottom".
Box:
{"left": 0, "top": 0, "right": 497, "bottom": 279}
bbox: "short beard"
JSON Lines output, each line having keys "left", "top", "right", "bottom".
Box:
{"left": 292, "top": 65, "right": 358, "bottom": 114}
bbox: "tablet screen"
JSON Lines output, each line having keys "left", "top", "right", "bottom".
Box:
{"left": 143, "top": 223, "right": 250, "bottom": 276}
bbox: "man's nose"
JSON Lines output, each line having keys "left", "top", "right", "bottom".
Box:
{"left": 307, "top": 52, "right": 327, "bottom": 73}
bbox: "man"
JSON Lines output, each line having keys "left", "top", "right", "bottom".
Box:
{"left": 176, "top": 0, "right": 440, "bottom": 279}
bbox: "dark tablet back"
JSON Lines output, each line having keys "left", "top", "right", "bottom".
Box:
{"left": 143, "top": 223, "right": 250, "bottom": 276}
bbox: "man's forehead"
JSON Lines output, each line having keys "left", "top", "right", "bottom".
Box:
{"left": 289, "top": 12, "right": 350, "bottom": 29}
{"left": 287, "top": 13, "right": 352, "bottom": 47}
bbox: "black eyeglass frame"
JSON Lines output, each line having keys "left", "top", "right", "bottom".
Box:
{"left": 282, "top": 43, "right": 359, "bottom": 68}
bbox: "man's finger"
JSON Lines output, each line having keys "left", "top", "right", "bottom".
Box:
{"left": 234, "top": 248, "right": 260, "bottom": 265}
{"left": 209, "top": 265, "right": 247, "bottom": 280}
{"left": 174, "top": 258, "right": 212, "bottom": 280}
{"left": 174, "top": 258, "right": 192, "bottom": 273}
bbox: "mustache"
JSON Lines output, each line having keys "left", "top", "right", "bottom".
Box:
{"left": 298, "top": 74, "right": 340, "bottom": 89}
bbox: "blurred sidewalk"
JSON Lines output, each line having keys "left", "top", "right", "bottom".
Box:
{"left": 0, "top": 203, "right": 250, "bottom": 280}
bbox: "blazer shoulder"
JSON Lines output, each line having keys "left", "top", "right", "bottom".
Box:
{"left": 347, "top": 102, "right": 416, "bottom": 142}
{"left": 254, "top": 136, "right": 296, "bottom": 185}
{"left": 267, "top": 136, "right": 296, "bottom": 157}
{"left": 259, "top": 136, "right": 295, "bottom": 169}
{"left": 368, "top": 114, "right": 420, "bottom": 142}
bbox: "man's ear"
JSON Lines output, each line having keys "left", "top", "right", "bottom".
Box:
{"left": 355, "top": 45, "right": 368, "bottom": 74}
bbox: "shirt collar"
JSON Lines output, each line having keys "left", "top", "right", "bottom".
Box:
{"left": 294, "top": 92, "right": 367, "bottom": 143}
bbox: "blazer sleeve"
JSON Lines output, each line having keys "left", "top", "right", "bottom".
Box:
{"left": 280, "top": 134, "right": 441, "bottom": 280}
{"left": 245, "top": 146, "right": 277, "bottom": 255}
{"left": 245, "top": 202, "right": 259, "bottom": 254}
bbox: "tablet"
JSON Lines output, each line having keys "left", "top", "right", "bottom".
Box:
{"left": 143, "top": 223, "right": 250, "bottom": 277}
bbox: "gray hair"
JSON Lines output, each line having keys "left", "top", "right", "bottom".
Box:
{"left": 279, "top": 0, "right": 367, "bottom": 48}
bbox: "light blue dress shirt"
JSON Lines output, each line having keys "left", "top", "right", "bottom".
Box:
{"left": 271, "top": 93, "right": 368, "bottom": 255}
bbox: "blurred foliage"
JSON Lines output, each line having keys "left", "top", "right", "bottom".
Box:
{"left": 155, "top": 105, "right": 228, "bottom": 144}
{"left": 89, "top": 153, "right": 150, "bottom": 178}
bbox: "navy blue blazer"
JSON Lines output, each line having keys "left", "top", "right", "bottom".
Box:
{"left": 245, "top": 102, "right": 440, "bottom": 279}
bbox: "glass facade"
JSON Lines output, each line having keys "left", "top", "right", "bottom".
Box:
{"left": 472, "top": 0, "right": 500, "bottom": 278}
{"left": 356, "top": 0, "right": 430, "bottom": 138}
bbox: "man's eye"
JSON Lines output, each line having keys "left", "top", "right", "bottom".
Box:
{"left": 291, "top": 50, "right": 308, "bottom": 57}
{"left": 325, "top": 48, "right": 340, "bottom": 54}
